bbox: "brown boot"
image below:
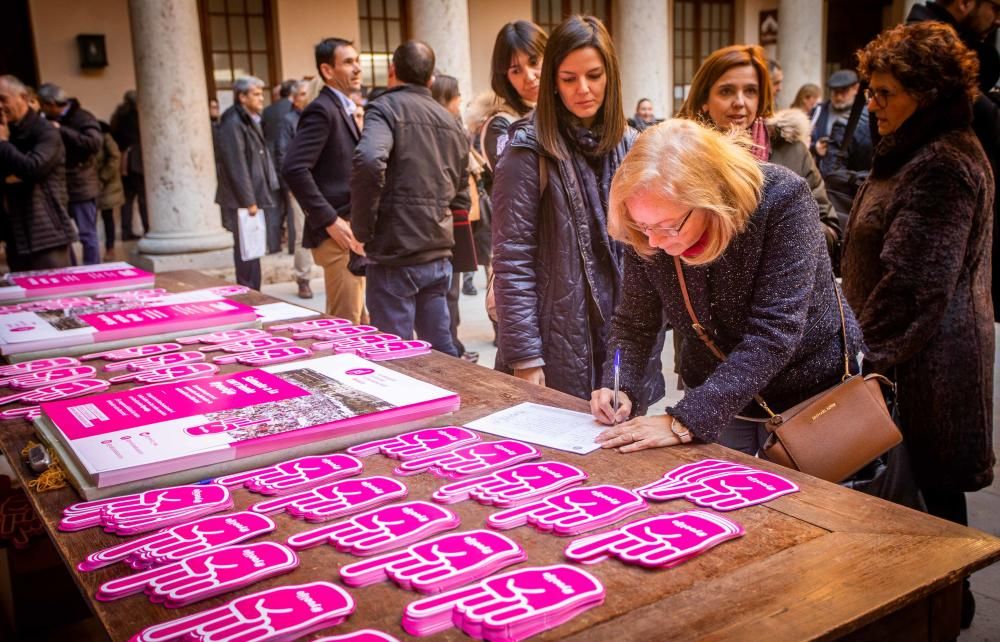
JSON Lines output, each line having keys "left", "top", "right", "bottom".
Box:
{"left": 297, "top": 279, "right": 313, "bottom": 299}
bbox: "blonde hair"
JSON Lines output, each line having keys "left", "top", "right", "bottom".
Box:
{"left": 608, "top": 119, "right": 764, "bottom": 265}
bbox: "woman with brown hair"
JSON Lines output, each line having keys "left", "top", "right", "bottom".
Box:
{"left": 790, "top": 83, "right": 822, "bottom": 116}
{"left": 677, "top": 45, "right": 841, "bottom": 256}
{"left": 841, "top": 22, "right": 994, "bottom": 625}
{"left": 492, "top": 15, "right": 662, "bottom": 404}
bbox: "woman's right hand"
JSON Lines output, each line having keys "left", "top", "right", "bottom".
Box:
{"left": 514, "top": 366, "right": 545, "bottom": 387}
{"left": 590, "top": 388, "right": 632, "bottom": 425}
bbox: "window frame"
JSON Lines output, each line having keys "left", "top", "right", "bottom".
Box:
{"left": 531, "top": 0, "right": 613, "bottom": 34}
{"left": 197, "top": 0, "right": 279, "bottom": 110}
{"left": 357, "top": 0, "right": 409, "bottom": 90}
{"left": 672, "top": 0, "right": 735, "bottom": 114}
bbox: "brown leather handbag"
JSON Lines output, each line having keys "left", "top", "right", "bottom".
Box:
{"left": 673, "top": 256, "right": 902, "bottom": 483}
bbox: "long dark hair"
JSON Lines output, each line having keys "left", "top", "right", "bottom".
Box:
{"left": 431, "top": 74, "right": 460, "bottom": 108}
{"left": 490, "top": 20, "right": 547, "bottom": 116}
{"left": 536, "top": 15, "right": 625, "bottom": 159}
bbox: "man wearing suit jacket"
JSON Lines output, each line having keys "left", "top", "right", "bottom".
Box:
{"left": 282, "top": 37, "right": 366, "bottom": 323}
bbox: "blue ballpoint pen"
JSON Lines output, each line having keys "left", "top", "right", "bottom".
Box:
{"left": 613, "top": 349, "right": 620, "bottom": 424}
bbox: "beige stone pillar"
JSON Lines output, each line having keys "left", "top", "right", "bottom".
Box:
{"left": 777, "top": 0, "right": 825, "bottom": 109}
{"left": 128, "top": 0, "right": 233, "bottom": 272}
{"left": 616, "top": 0, "right": 670, "bottom": 122}
{"left": 410, "top": 0, "right": 474, "bottom": 103}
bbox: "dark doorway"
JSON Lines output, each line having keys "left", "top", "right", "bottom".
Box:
{"left": 0, "top": 0, "right": 39, "bottom": 88}
{"left": 826, "top": 0, "right": 892, "bottom": 76}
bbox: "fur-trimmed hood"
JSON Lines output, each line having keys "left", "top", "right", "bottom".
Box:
{"left": 465, "top": 91, "right": 520, "bottom": 132}
{"left": 767, "top": 108, "right": 812, "bottom": 147}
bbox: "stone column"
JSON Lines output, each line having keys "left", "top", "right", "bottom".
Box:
{"left": 777, "top": 0, "right": 825, "bottom": 109}
{"left": 128, "top": 0, "right": 233, "bottom": 272}
{"left": 616, "top": 0, "right": 670, "bottom": 122}
{"left": 409, "top": 0, "right": 473, "bottom": 103}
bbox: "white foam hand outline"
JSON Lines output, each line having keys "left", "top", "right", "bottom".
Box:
{"left": 176, "top": 329, "right": 269, "bottom": 345}
{"left": 214, "top": 345, "right": 313, "bottom": 366}
{"left": 487, "top": 484, "right": 648, "bottom": 534}
{"left": 0, "top": 365, "right": 95, "bottom": 388}
{"left": 104, "top": 351, "right": 206, "bottom": 372}
{"left": 395, "top": 440, "right": 541, "bottom": 479}
{"left": 313, "top": 631, "right": 399, "bottom": 642}
{"left": 639, "top": 470, "right": 800, "bottom": 510}
{"left": 0, "top": 356, "right": 81, "bottom": 376}
{"left": 81, "top": 342, "right": 182, "bottom": 361}
{"left": 215, "top": 454, "right": 363, "bottom": 494}
{"left": 432, "top": 461, "right": 588, "bottom": 506}
{"left": 346, "top": 426, "right": 481, "bottom": 461}
{"left": 285, "top": 501, "right": 459, "bottom": 553}
{"left": 109, "top": 362, "right": 219, "bottom": 384}
{"left": 200, "top": 336, "right": 294, "bottom": 353}
{"left": 59, "top": 484, "right": 231, "bottom": 533}
{"left": 250, "top": 476, "right": 407, "bottom": 521}
{"left": 0, "top": 378, "right": 110, "bottom": 406}
{"left": 270, "top": 318, "right": 351, "bottom": 332}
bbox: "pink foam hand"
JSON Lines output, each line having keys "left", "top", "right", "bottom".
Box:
{"left": 199, "top": 336, "right": 294, "bottom": 353}
{"left": 0, "top": 378, "right": 110, "bottom": 406}
{"left": 215, "top": 453, "right": 363, "bottom": 495}
{"left": 487, "top": 485, "right": 648, "bottom": 535}
{"left": 401, "top": 564, "right": 605, "bottom": 639}
{"left": 0, "top": 356, "right": 81, "bottom": 377}
{"left": 285, "top": 500, "right": 459, "bottom": 554}
{"left": 395, "top": 440, "right": 541, "bottom": 479}
{"left": 108, "top": 362, "right": 220, "bottom": 384}
{"left": 212, "top": 345, "right": 313, "bottom": 366}
{"left": 104, "top": 351, "right": 206, "bottom": 372}
{"left": 0, "top": 365, "right": 96, "bottom": 390}
{"left": 96, "top": 288, "right": 169, "bottom": 300}
{"left": 314, "top": 631, "right": 399, "bottom": 642}
{"left": 432, "top": 461, "right": 588, "bottom": 506}
{"left": 641, "top": 470, "right": 800, "bottom": 511}
{"left": 358, "top": 340, "right": 432, "bottom": 361}
{"left": 269, "top": 318, "right": 352, "bottom": 333}
{"left": 563, "top": 511, "right": 744, "bottom": 568}
{"left": 206, "top": 285, "right": 251, "bottom": 297}
{"left": 128, "top": 581, "right": 355, "bottom": 642}
{"left": 0, "top": 406, "right": 41, "bottom": 421}
{"left": 184, "top": 417, "right": 270, "bottom": 437}
{"left": 81, "top": 342, "right": 182, "bottom": 361}
{"left": 340, "top": 529, "right": 526, "bottom": 593}
{"left": 78, "top": 511, "right": 276, "bottom": 572}
{"left": 59, "top": 484, "right": 231, "bottom": 533}
{"left": 97, "top": 541, "right": 299, "bottom": 606}
{"left": 661, "top": 459, "right": 757, "bottom": 484}
{"left": 296, "top": 324, "right": 378, "bottom": 340}
{"left": 251, "top": 476, "right": 407, "bottom": 521}
{"left": 346, "top": 426, "right": 481, "bottom": 461}
{"left": 314, "top": 333, "right": 401, "bottom": 354}
{"left": 176, "top": 328, "right": 270, "bottom": 345}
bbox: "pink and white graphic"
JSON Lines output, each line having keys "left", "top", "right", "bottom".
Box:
{"left": 340, "top": 529, "right": 526, "bottom": 594}
{"left": 207, "top": 285, "right": 251, "bottom": 298}
{"left": 294, "top": 324, "right": 378, "bottom": 340}
{"left": 401, "top": 564, "right": 605, "bottom": 640}
{"left": 250, "top": 476, "right": 408, "bottom": 522}
{"left": 96, "top": 288, "right": 168, "bottom": 301}
{"left": 128, "top": 581, "right": 355, "bottom": 642}
{"left": 213, "top": 345, "right": 313, "bottom": 366}
{"left": 109, "top": 362, "right": 220, "bottom": 385}
{"left": 563, "top": 510, "right": 744, "bottom": 568}
{"left": 347, "top": 426, "right": 481, "bottom": 461}
{"left": 78, "top": 511, "right": 277, "bottom": 572}
{"left": 200, "top": 336, "right": 294, "bottom": 353}
{"left": 488, "top": 485, "right": 648, "bottom": 536}
{"left": 104, "top": 351, "right": 206, "bottom": 372}
{"left": 82, "top": 342, "right": 182, "bottom": 361}
{"left": 97, "top": 541, "right": 299, "bottom": 607}
{"left": 0, "top": 378, "right": 109, "bottom": 406}
{"left": 286, "top": 500, "right": 460, "bottom": 555}
{"left": 270, "top": 318, "right": 351, "bottom": 333}
{"left": 395, "top": 440, "right": 540, "bottom": 479}
{"left": 176, "top": 328, "right": 270, "bottom": 345}
{"left": 0, "top": 365, "right": 97, "bottom": 389}
{"left": 59, "top": 484, "right": 232, "bottom": 534}
{"left": 358, "top": 340, "right": 431, "bottom": 361}
{"left": 313, "top": 333, "right": 401, "bottom": 354}
{"left": 215, "top": 453, "right": 363, "bottom": 495}
{"left": 635, "top": 459, "right": 799, "bottom": 511}
{"left": 0, "top": 405, "right": 41, "bottom": 420}
{"left": 432, "top": 461, "right": 588, "bottom": 506}
{"left": 184, "top": 417, "right": 270, "bottom": 437}
{"left": 314, "top": 631, "right": 399, "bottom": 642}
{"left": 0, "top": 356, "right": 81, "bottom": 377}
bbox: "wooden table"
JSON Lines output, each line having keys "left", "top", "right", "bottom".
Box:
{"left": 1, "top": 270, "right": 998, "bottom": 641}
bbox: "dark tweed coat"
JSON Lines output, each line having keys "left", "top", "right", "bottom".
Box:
{"left": 841, "top": 97, "right": 995, "bottom": 492}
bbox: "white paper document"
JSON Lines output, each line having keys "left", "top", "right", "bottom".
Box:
{"left": 465, "top": 402, "right": 604, "bottom": 454}
{"left": 237, "top": 208, "right": 267, "bottom": 261}
{"left": 253, "top": 302, "right": 321, "bottom": 324}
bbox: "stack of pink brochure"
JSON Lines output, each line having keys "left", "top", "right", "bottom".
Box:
{"left": 34, "top": 353, "right": 459, "bottom": 495}
{"left": 0, "top": 262, "right": 154, "bottom": 302}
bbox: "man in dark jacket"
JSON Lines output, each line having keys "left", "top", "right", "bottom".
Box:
{"left": 351, "top": 41, "right": 470, "bottom": 356}
{"left": 261, "top": 79, "right": 296, "bottom": 255}
{"left": 37, "top": 83, "right": 103, "bottom": 265}
{"left": 283, "top": 38, "right": 366, "bottom": 323}
{"left": 275, "top": 80, "right": 314, "bottom": 299}
{"left": 110, "top": 90, "right": 146, "bottom": 240}
{"left": 0, "top": 75, "right": 77, "bottom": 270}
{"left": 215, "top": 76, "right": 279, "bottom": 290}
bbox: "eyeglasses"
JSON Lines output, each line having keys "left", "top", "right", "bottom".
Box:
{"left": 864, "top": 87, "right": 898, "bottom": 109}
{"left": 630, "top": 208, "right": 694, "bottom": 237}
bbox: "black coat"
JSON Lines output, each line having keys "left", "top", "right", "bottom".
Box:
{"left": 214, "top": 104, "right": 279, "bottom": 227}
{"left": 110, "top": 101, "right": 142, "bottom": 176}
{"left": 350, "top": 84, "right": 470, "bottom": 267}
{"left": 609, "top": 163, "right": 863, "bottom": 442}
{"left": 261, "top": 98, "right": 292, "bottom": 151}
{"left": 841, "top": 96, "right": 995, "bottom": 492}
{"left": 282, "top": 86, "right": 360, "bottom": 249}
{"left": 0, "top": 110, "right": 77, "bottom": 255}
{"left": 54, "top": 99, "right": 102, "bottom": 202}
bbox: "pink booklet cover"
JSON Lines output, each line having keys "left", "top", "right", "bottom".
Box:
{"left": 0, "top": 262, "right": 154, "bottom": 302}
{"left": 0, "top": 290, "right": 257, "bottom": 355}
{"left": 39, "top": 354, "right": 459, "bottom": 488}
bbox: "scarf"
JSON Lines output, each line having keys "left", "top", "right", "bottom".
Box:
{"left": 749, "top": 117, "right": 772, "bottom": 162}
